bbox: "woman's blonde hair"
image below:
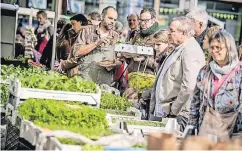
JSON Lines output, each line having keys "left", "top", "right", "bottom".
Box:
{"left": 153, "top": 30, "right": 174, "bottom": 56}
{"left": 153, "top": 30, "right": 169, "bottom": 43}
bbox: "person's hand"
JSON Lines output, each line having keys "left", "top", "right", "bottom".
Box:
{"left": 95, "top": 37, "right": 111, "bottom": 46}
{"left": 55, "top": 60, "right": 63, "bottom": 72}
{"left": 139, "top": 98, "right": 147, "bottom": 105}
{"left": 133, "top": 56, "right": 146, "bottom": 62}
{"left": 148, "top": 57, "right": 155, "bottom": 66}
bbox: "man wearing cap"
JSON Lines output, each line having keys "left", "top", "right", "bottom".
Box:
{"left": 59, "top": 6, "right": 119, "bottom": 86}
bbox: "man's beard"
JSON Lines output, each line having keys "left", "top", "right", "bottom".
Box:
{"left": 103, "top": 21, "right": 113, "bottom": 30}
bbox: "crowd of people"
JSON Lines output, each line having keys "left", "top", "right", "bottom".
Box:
{"left": 15, "top": 6, "right": 242, "bottom": 141}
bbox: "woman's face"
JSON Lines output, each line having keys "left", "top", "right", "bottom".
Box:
{"left": 203, "top": 35, "right": 209, "bottom": 50}
{"left": 37, "top": 14, "right": 46, "bottom": 25}
{"left": 154, "top": 42, "right": 168, "bottom": 56}
{"left": 210, "top": 39, "right": 228, "bottom": 66}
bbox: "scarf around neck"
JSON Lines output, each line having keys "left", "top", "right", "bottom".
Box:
{"left": 209, "top": 59, "right": 239, "bottom": 79}
{"left": 140, "top": 22, "right": 162, "bottom": 37}
{"left": 37, "top": 20, "right": 51, "bottom": 33}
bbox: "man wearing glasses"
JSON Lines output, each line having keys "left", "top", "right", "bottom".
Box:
{"left": 128, "top": 8, "right": 163, "bottom": 74}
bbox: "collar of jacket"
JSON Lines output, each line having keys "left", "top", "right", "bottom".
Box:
{"left": 95, "top": 23, "right": 116, "bottom": 38}
{"left": 195, "top": 28, "right": 207, "bottom": 45}
{"left": 140, "top": 22, "right": 162, "bottom": 37}
{"left": 175, "top": 37, "right": 196, "bottom": 51}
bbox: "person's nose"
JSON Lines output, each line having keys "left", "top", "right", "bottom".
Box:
{"left": 154, "top": 44, "right": 158, "bottom": 50}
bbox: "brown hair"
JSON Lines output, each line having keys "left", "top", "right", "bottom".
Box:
{"left": 153, "top": 30, "right": 169, "bottom": 43}
{"left": 153, "top": 30, "right": 174, "bottom": 56}
{"left": 140, "top": 8, "right": 156, "bottom": 19}
{"left": 37, "top": 10, "right": 47, "bottom": 19}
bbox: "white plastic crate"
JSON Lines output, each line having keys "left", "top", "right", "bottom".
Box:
{"left": 114, "top": 44, "right": 154, "bottom": 56}
{"left": 106, "top": 113, "right": 142, "bottom": 126}
{"left": 109, "top": 118, "right": 180, "bottom": 136}
{"left": 36, "top": 137, "right": 82, "bottom": 151}
{"left": 0, "top": 104, "right": 5, "bottom": 113}
{"left": 19, "top": 119, "right": 45, "bottom": 146}
{"left": 8, "top": 79, "right": 101, "bottom": 109}
{"left": 127, "top": 125, "right": 166, "bottom": 134}
{"left": 109, "top": 119, "right": 166, "bottom": 135}
{"left": 35, "top": 130, "right": 146, "bottom": 151}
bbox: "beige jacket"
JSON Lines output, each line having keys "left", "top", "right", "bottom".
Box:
{"left": 150, "top": 37, "right": 206, "bottom": 118}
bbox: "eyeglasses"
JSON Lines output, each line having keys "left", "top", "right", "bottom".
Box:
{"left": 139, "top": 18, "right": 152, "bottom": 24}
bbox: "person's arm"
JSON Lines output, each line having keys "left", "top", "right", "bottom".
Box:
{"left": 170, "top": 48, "right": 205, "bottom": 115}
{"left": 48, "top": 26, "right": 54, "bottom": 36}
{"left": 61, "top": 58, "right": 78, "bottom": 70}
{"left": 63, "top": 40, "right": 71, "bottom": 59}
{"left": 75, "top": 42, "right": 98, "bottom": 57}
{"left": 240, "top": 72, "right": 242, "bottom": 113}
{"left": 60, "top": 29, "right": 91, "bottom": 70}
{"left": 238, "top": 73, "right": 242, "bottom": 132}
{"left": 75, "top": 37, "right": 111, "bottom": 57}
{"left": 187, "top": 69, "right": 203, "bottom": 128}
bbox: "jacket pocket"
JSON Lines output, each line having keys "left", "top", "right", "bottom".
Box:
{"left": 170, "top": 61, "right": 182, "bottom": 80}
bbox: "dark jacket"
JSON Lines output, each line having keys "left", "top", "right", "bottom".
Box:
{"left": 195, "top": 28, "right": 207, "bottom": 51}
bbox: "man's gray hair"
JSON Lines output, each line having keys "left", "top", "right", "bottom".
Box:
{"left": 186, "top": 8, "right": 208, "bottom": 30}
{"left": 172, "top": 16, "right": 195, "bottom": 37}
{"left": 209, "top": 30, "right": 239, "bottom": 63}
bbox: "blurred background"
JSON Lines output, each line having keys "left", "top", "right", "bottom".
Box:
{"left": 1, "top": 0, "right": 242, "bottom": 45}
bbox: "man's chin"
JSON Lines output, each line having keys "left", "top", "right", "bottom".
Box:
{"left": 107, "top": 26, "right": 113, "bottom": 30}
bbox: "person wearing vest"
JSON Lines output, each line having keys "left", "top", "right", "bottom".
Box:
{"left": 59, "top": 6, "right": 119, "bottom": 86}
{"left": 188, "top": 31, "right": 242, "bottom": 141}
{"left": 56, "top": 14, "right": 88, "bottom": 74}
{"left": 128, "top": 8, "right": 163, "bottom": 74}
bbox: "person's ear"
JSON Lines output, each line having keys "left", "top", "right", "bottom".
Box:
{"left": 152, "top": 18, "right": 156, "bottom": 24}
{"left": 101, "top": 13, "right": 105, "bottom": 21}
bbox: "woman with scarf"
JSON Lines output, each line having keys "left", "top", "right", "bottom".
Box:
{"left": 188, "top": 30, "right": 242, "bottom": 141}
{"left": 34, "top": 10, "right": 54, "bottom": 54}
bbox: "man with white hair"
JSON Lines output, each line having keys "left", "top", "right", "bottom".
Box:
{"left": 149, "top": 16, "right": 205, "bottom": 131}
{"left": 186, "top": 8, "right": 208, "bottom": 49}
